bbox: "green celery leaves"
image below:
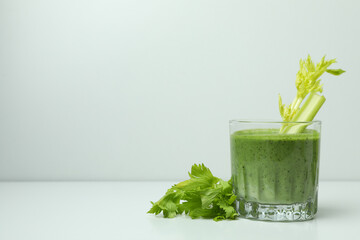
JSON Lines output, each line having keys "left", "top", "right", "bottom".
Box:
{"left": 325, "top": 69, "right": 346, "bottom": 75}
{"left": 147, "top": 164, "right": 238, "bottom": 221}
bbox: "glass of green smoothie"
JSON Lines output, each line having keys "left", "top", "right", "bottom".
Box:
{"left": 230, "top": 120, "right": 321, "bottom": 221}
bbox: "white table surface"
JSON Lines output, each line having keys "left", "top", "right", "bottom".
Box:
{"left": 0, "top": 181, "right": 359, "bottom": 240}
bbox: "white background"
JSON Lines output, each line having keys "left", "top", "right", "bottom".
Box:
{"left": 0, "top": 0, "right": 358, "bottom": 181}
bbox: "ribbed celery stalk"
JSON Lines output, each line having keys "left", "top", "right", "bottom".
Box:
{"left": 281, "top": 93, "right": 325, "bottom": 134}
{"left": 278, "top": 55, "right": 345, "bottom": 134}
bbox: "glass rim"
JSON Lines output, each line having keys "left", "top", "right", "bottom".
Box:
{"left": 229, "top": 119, "right": 321, "bottom": 124}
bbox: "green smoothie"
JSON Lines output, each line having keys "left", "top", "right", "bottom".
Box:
{"left": 230, "top": 128, "right": 320, "bottom": 205}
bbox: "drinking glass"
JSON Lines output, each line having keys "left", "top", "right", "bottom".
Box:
{"left": 229, "top": 120, "right": 321, "bottom": 221}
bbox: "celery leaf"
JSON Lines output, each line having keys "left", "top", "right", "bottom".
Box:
{"left": 326, "top": 69, "right": 346, "bottom": 75}
{"left": 147, "top": 164, "right": 238, "bottom": 221}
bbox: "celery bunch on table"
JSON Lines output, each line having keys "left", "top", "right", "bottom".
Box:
{"left": 147, "top": 164, "right": 238, "bottom": 221}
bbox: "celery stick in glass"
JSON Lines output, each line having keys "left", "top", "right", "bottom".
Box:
{"left": 279, "top": 55, "right": 345, "bottom": 133}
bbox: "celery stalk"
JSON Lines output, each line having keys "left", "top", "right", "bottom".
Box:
{"left": 278, "top": 55, "right": 345, "bottom": 134}
{"left": 281, "top": 93, "right": 325, "bottom": 134}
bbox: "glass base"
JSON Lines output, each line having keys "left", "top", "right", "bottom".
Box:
{"left": 235, "top": 198, "right": 317, "bottom": 222}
